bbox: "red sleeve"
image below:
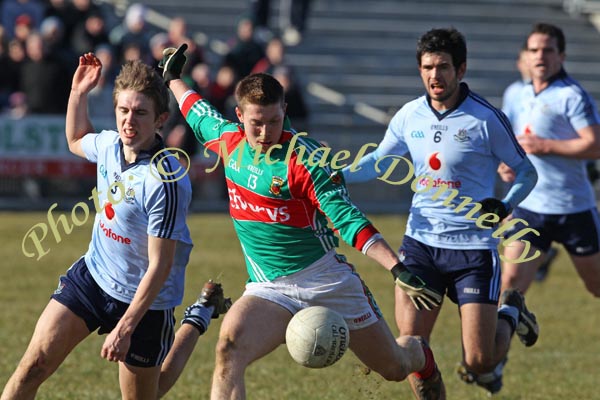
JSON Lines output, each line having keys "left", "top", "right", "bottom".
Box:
{"left": 354, "top": 224, "right": 379, "bottom": 251}
{"left": 180, "top": 92, "right": 203, "bottom": 118}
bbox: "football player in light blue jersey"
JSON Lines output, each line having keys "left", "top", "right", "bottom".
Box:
{"left": 1, "top": 54, "right": 230, "bottom": 400}
{"left": 343, "top": 28, "right": 539, "bottom": 396}
{"left": 501, "top": 42, "right": 559, "bottom": 283}
{"left": 499, "top": 24, "right": 600, "bottom": 300}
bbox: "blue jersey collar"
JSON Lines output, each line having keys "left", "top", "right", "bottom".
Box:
{"left": 119, "top": 134, "right": 166, "bottom": 172}
{"left": 426, "top": 82, "right": 470, "bottom": 121}
{"left": 531, "top": 67, "right": 567, "bottom": 95}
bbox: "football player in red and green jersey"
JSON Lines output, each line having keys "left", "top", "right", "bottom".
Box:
{"left": 158, "top": 44, "right": 446, "bottom": 400}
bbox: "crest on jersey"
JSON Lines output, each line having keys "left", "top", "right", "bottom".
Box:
{"left": 124, "top": 187, "right": 135, "bottom": 204}
{"left": 454, "top": 129, "right": 470, "bottom": 143}
{"left": 270, "top": 176, "right": 284, "bottom": 196}
{"left": 329, "top": 171, "right": 343, "bottom": 185}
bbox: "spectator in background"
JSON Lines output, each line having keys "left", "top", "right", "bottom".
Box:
{"left": 272, "top": 65, "right": 308, "bottom": 132}
{"left": 40, "top": 15, "right": 77, "bottom": 72}
{"left": 21, "top": 32, "right": 70, "bottom": 114}
{"left": 149, "top": 31, "right": 170, "bottom": 69}
{"left": 250, "top": 36, "right": 308, "bottom": 129}
{"left": 161, "top": 95, "right": 198, "bottom": 171}
{"left": 208, "top": 65, "right": 237, "bottom": 119}
{"left": 251, "top": 35, "right": 286, "bottom": 74}
{"left": 121, "top": 41, "right": 144, "bottom": 63}
{"left": 71, "top": 9, "right": 110, "bottom": 54}
{"left": 87, "top": 44, "right": 116, "bottom": 121}
{"left": 109, "top": 3, "right": 153, "bottom": 64}
{"left": 6, "top": 38, "right": 26, "bottom": 89}
{"left": 45, "top": 0, "right": 79, "bottom": 43}
{"left": 13, "top": 14, "right": 35, "bottom": 44}
{"left": 249, "top": 0, "right": 311, "bottom": 46}
{"left": 167, "top": 17, "right": 205, "bottom": 75}
{"left": 72, "top": 0, "right": 100, "bottom": 21}
{"left": 0, "top": 27, "right": 13, "bottom": 110}
{"left": 190, "top": 62, "right": 212, "bottom": 98}
{"left": 223, "top": 17, "right": 264, "bottom": 82}
{"left": 1, "top": 0, "right": 46, "bottom": 40}
{"left": 7, "top": 91, "right": 28, "bottom": 118}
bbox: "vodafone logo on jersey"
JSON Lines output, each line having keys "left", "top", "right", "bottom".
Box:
{"left": 99, "top": 202, "right": 132, "bottom": 244}
{"left": 428, "top": 152, "right": 442, "bottom": 170}
{"left": 99, "top": 220, "right": 132, "bottom": 244}
{"left": 422, "top": 152, "right": 461, "bottom": 188}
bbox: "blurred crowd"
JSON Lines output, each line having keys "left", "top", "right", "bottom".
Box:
{"left": 0, "top": 0, "right": 311, "bottom": 156}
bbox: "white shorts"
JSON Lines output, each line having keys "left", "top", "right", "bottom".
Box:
{"left": 243, "top": 250, "right": 382, "bottom": 330}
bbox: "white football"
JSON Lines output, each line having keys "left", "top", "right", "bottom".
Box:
{"left": 285, "top": 306, "right": 350, "bottom": 368}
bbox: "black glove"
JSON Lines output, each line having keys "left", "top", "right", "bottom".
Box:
{"left": 479, "top": 198, "right": 511, "bottom": 228}
{"left": 158, "top": 43, "right": 188, "bottom": 85}
{"left": 391, "top": 263, "right": 442, "bottom": 311}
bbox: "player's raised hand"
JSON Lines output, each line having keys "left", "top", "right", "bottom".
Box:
{"left": 391, "top": 263, "right": 442, "bottom": 310}
{"left": 158, "top": 43, "right": 188, "bottom": 85}
{"left": 71, "top": 52, "right": 102, "bottom": 95}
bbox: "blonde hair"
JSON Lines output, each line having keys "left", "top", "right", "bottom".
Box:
{"left": 113, "top": 60, "right": 169, "bottom": 117}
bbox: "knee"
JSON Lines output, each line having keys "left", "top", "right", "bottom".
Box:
{"left": 214, "top": 335, "right": 242, "bottom": 367}
{"left": 13, "top": 354, "right": 53, "bottom": 388}
{"left": 377, "top": 366, "right": 410, "bottom": 382}
{"left": 463, "top": 353, "right": 495, "bottom": 374}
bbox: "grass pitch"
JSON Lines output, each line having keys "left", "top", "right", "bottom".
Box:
{"left": 0, "top": 212, "right": 598, "bottom": 399}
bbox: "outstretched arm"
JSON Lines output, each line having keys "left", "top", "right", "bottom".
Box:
{"left": 168, "top": 79, "right": 193, "bottom": 106}
{"left": 66, "top": 53, "right": 102, "bottom": 158}
{"left": 363, "top": 237, "right": 442, "bottom": 311}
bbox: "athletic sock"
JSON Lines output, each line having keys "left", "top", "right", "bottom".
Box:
{"left": 497, "top": 304, "right": 519, "bottom": 334}
{"left": 182, "top": 305, "right": 214, "bottom": 335}
{"left": 414, "top": 342, "right": 435, "bottom": 380}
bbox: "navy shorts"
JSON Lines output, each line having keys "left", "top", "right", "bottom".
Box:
{"left": 399, "top": 236, "right": 501, "bottom": 306}
{"left": 507, "top": 207, "right": 600, "bottom": 256}
{"left": 51, "top": 258, "right": 175, "bottom": 367}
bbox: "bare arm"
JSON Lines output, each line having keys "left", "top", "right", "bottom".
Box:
{"left": 100, "top": 236, "right": 176, "bottom": 362}
{"left": 167, "top": 79, "right": 193, "bottom": 107}
{"left": 364, "top": 238, "right": 400, "bottom": 270}
{"left": 66, "top": 53, "right": 102, "bottom": 158}
{"left": 364, "top": 236, "right": 442, "bottom": 310}
{"left": 518, "top": 124, "right": 600, "bottom": 159}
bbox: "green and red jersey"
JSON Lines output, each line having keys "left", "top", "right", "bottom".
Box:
{"left": 180, "top": 90, "right": 378, "bottom": 282}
